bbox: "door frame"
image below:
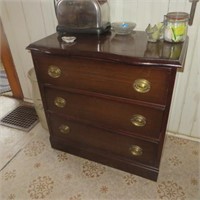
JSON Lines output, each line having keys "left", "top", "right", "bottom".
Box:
{"left": 0, "top": 19, "right": 23, "bottom": 99}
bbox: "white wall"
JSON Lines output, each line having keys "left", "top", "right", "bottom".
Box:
{"left": 0, "top": 0, "right": 199, "bottom": 139}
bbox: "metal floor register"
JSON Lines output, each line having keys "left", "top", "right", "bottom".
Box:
{"left": 0, "top": 105, "right": 39, "bottom": 132}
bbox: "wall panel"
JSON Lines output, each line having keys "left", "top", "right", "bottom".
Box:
{"left": 108, "top": 0, "right": 124, "bottom": 22}
{"left": 167, "top": 1, "right": 200, "bottom": 138}
{"left": 21, "top": 0, "right": 46, "bottom": 42}
{"left": 40, "top": 0, "right": 57, "bottom": 35}
{"left": 1, "top": 0, "right": 32, "bottom": 98}
{"left": 121, "top": 0, "right": 138, "bottom": 22}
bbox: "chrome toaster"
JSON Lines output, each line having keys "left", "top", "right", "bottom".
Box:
{"left": 54, "top": 0, "right": 111, "bottom": 35}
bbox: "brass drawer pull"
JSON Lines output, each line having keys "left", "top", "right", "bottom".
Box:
{"left": 130, "top": 145, "right": 143, "bottom": 156}
{"left": 48, "top": 65, "right": 61, "bottom": 78}
{"left": 131, "top": 114, "right": 146, "bottom": 127}
{"left": 54, "top": 97, "right": 66, "bottom": 108}
{"left": 133, "top": 79, "right": 151, "bottom": 93}
{"left": 59, "top": 124, "right": 70, "bottom": 134}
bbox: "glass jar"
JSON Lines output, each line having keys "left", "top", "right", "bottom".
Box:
{"left": 164, "top": 12, "right": 189, "bottom": 43}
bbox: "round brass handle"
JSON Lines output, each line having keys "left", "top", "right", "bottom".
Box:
{"left": 131, "top": 114, "right": 146, "bottom": 127}
{"left": 48, "top": 65, "right": 61, "bottom": 78}
{"left": 133, "top": 79, "right": 151, "bottom": 93}
{"left": 54, "top": 97, "right": 66, "bottom": 108}
{"left": 59, "top": 124, "right": 70, "bottom": 134}
{"left": 130, "top": 145, "right": 143, "bottom": 156}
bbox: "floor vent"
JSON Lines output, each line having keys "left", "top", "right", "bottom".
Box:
{"left": 0, "top": 105, "right": 39, "bottom": 132}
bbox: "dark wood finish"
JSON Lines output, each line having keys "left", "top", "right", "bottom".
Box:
{"left": 48, "top": 113, "right": 158, "bottom": 166}
{"left": 33, "top": 53, "right": 172, "bottom": 105}
{"left": 27, "top": 31, "right": 188, "bottom": 67}
{"left": 27, "top": 31, "right": 188, "bottom": 181}
{"left": 0, "top": 20, "right": 23, "bottom": 99}
{"left": 50, "top": 136, "right": 159, "bottom": 181}
{"left": 45, "top": 87, "right": 164, "bottom": 140}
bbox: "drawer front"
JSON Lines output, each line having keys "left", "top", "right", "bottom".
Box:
{"left": 45, "top": 87, "right": 164, "bottom": 139}
{"left": 34, "top": 54, "right": 171, "bottom": 105}
{"left": 48, "top": 113, "right": 158, "bottom": 166}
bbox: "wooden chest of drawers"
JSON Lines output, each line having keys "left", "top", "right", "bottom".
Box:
{"left": 27, "top": 32, "right": 188, "bottom": 181}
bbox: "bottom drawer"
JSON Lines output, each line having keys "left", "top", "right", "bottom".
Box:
{"left": 48, "top": 113, "right": 158, "bottom": 166}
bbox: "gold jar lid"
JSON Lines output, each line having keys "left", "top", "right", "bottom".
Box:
{"left": 166, "top": 12, "right": 189, "bottom": 21}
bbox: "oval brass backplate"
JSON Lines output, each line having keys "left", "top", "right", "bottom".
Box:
{"left": 130, "top": 145, "right": 143, "bottom": 156}
{"left": 130, "top": 114, "right": 146, "bottom": 127}
{"left": 54, "top": 97, "right": 66, "bottom": 108}
{"left": 133, "top": 79, "right": 151, "bottom": 93}
{"left": 48, "top": 65, "right": 61, "bottom": 78}
{"left": 59, "top": 124, "right": 70, "bottom": 134}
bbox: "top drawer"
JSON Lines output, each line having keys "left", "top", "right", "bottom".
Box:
{"left": 34, "top": 54, "right": 172, "bottom": 105}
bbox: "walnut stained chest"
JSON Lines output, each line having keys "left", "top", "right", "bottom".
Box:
{"left": 27, "top": 32, "right": 188, "bottom": 181}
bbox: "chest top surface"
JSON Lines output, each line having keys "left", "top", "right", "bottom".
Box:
{"left": 27, "top": 31, "right": 188, "bottom": 68}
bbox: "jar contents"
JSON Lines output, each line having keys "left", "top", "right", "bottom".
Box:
{"left": 164, "top": 12, "right": 189, "bottom": 43}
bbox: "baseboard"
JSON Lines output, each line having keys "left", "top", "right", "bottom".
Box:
{"left": 166, "top": 131, "right": 200, "bottom": 143}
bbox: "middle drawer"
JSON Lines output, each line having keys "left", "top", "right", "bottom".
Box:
{"left": 45, "top": 87, "right": 164, "bottom": 139}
